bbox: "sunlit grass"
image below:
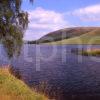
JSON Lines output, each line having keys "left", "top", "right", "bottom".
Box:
{"left": 80, "top": 49, "right": 100, "bottom": 56}
{"left": 0, "top": 68, "right": 48, "bottom": 100}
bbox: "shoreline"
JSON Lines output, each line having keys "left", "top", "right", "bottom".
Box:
{"left": 0, "top": 67, "right": 48, "bottom": 100}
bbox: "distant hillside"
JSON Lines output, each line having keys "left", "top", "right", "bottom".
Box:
{"left": 48, "top": 28, "right": 100, "bottom": 45}
{"left": 28, "top": 27, "right": 100, "bottom": 44}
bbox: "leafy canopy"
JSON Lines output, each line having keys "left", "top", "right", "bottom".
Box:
{"left": 0, "top": 0, "right": 33, "bottom": 58}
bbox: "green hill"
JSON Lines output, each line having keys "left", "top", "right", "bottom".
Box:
{"left": 28, "top": 27, "right": 100, "bottom": 44}
{"left": 48, "top": 28, "right": 100, "bottom": 45}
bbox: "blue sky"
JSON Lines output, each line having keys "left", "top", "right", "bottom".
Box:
{"left": 22, "top": 0, "right": 100, "bottom": 40}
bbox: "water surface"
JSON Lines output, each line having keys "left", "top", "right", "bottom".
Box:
{"left": 0, "top": 44, "right": 100, "bottom": 100}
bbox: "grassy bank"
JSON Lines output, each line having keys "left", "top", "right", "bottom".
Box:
{"left": 80, "top": 49, "right": 100, "bottom": 56}
{"left": 0, "top": 68, "right": 48, "bottom": 100}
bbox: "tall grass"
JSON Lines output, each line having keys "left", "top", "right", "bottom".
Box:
{"left": 0, "top": 68, "right": 48, "bottom": 100}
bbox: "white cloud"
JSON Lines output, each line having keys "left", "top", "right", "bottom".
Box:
{"left": 71, "top": 4, "right": 100, "bottom": 21}
{"left": 24, "top": 7, "right": 70, "bottom": 40}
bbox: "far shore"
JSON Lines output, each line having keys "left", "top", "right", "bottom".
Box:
{"left": 71, "top": 48, "right": 100, "bottom": 56}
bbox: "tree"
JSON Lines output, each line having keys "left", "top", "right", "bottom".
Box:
{"left": 0, "top": 0, "right": 33, "bottom": 58}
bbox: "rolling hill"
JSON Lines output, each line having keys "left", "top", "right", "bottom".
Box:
{"left": 48, "top": 28, "right": 100, "bottom": 45}
{"left": 28, "top": 27, "right": 100, "bottom": 44}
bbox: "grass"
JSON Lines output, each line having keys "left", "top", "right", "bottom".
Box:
{"left": 80, "top": 49, "right": 100, "bottom": 56}
{"left": 0, "top": 68, "right": 48, "bottom": 100}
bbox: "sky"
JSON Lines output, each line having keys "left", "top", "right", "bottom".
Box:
{"left": 22, "top": 0, "right": 100, "bottom": 40}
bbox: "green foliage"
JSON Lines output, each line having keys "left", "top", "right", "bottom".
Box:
{"left": 0, "top": 0, "right": 33, "bottom": 58}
